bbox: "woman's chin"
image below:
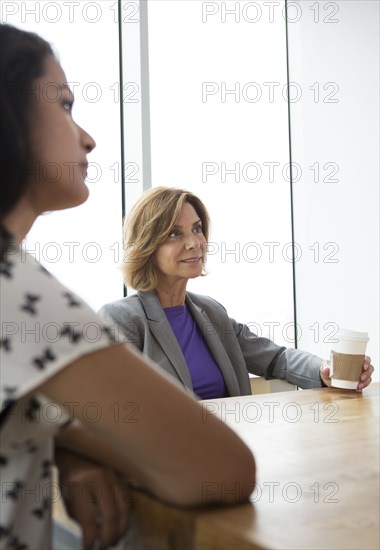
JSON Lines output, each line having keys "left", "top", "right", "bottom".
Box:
{"left": 43, "top": 190, "right": 89, "bottom": 214}
{"left": 188, "top": 269, "right": 203, "bottom": 280}
{"left": 60, "top": 183, "right": 90, "bottom": 210}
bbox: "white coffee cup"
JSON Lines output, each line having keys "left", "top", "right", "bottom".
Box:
{"left": 330, "top": 329, "right": 369, "bottom": 389}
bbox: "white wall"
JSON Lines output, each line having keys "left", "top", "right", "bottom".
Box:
{"left": 147, "top": 0, "right": 296, "bottom": 347}
{"left": 288, "top": 0, "right": 379, "bottom": 378}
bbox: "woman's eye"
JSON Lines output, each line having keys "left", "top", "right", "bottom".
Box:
{"left": 168, "top": 230, "right": 180, "bottom": 238}
{"left": 194, "top": 225, "right": 203, "bottom": 233}
{"left": 63, "top": 100, "right": 74, "bottom": 112}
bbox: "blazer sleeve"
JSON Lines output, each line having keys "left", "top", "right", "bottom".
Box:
{"left": 231, "top": 319, "right": 324, "bottom": 389}
{"left": 98, "top": 302, "right": 143, "bottom": 349}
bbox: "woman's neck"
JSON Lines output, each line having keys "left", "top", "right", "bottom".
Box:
{"left": 2, "top": 197, "right": 38, "bottom": 244}
{"left": 156, "top": 282, "right": 188, "bottom": 308}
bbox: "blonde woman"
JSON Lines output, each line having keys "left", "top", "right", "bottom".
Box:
{"left": 100, "top": 187, "right": 374, "bottom": 399}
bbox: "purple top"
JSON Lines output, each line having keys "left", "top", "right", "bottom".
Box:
{"left": 164, "top": 305, "right": 227, "bottom": 399}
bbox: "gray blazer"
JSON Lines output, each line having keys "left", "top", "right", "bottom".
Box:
{"left": 99, "top": 291, "right": 324, "bottom": 397}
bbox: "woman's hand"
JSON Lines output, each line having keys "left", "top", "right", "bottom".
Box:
{"left": 55, "top": 448, "right": 130, "bottom": 550}
{"left": 320, "top": 356, "right": 374, "bottom": 391}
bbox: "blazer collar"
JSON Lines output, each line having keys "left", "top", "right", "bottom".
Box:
{"left": 137, "top": 290, "right": 241, "bottom": 397}
{"left": 137, "top": 290, "right": 167, "bottom": 321}
{"left": 137, "top": 291, "right": 193, "bottom": 389}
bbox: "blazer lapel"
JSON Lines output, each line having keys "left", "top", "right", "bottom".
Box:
{"left": 186, "top": 295, "right": 241, "bottom": 397}
{"left": 137, "top": 291, "right": 193, "bottom": 390}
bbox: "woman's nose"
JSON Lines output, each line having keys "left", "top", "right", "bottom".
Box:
{"left": 80, "top": 125, "right": 96, "bottom": 153}
{"left": 185, "top": 232, "right": 201, "bottom": 250}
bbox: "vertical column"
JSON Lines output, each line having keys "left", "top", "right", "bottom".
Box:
{"left": 120, "top": 0, "right": 152, "bottom": 217}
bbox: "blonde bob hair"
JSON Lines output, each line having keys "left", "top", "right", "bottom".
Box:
{"left": 122, "top": 187, "right": 210, "bottom": 292}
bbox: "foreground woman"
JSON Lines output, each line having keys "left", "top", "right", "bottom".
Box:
{"left": 0, "top": 24, "right": 256, "bottom": 550}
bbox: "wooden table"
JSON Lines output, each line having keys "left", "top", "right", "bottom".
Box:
{"left": 124, "top": 383, "right": 379, "bottom": 550}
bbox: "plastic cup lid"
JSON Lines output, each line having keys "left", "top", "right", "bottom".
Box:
{"left": 337, "top": 329, "right": 369, "bottom": 341}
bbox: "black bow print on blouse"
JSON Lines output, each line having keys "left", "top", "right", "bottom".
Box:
{"left": 20, "top": 294, "right": 41, "bottom": 316}
{"left": 32, "top": 348, "right": 56, "bottom": 370}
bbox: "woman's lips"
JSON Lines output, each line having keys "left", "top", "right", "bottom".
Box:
{"left": 181, "top": 257, "right": 202, "bottom": 263}
{"left": 80, "top": 162, "right": 88, "bottom": 177}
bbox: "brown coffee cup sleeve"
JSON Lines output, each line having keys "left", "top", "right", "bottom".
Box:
{"left": 331, "top": 352, "right": 365, "bottom": 381}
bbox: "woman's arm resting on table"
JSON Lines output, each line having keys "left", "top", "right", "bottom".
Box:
{"left": 41, "top": 343, "right": 256, "bottom": 507}
{"left": 55, "top": 447, "right": 130, "bottom": 550}
{"left": 55, "top": 419, "right": 144, "bottom": 489}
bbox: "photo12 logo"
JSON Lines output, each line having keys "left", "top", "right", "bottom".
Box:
{"left": 202, "top": 480, "right": 340, "bottom": 504}
{"left": 201, "top": 2, "right": 340, "bottom": 24}
{"left": 202, "top": 82, "right": 340, "bottom": 104}
{"left": 0, "top": 1, "right": 140, "bottom": 24}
